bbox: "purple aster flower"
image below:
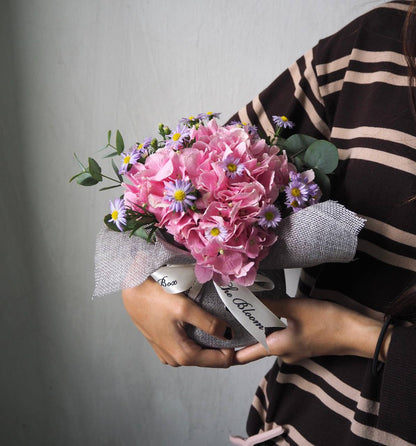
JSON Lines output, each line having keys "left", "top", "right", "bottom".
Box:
{"left": 221, "top": 155, "right": 245, "bottom": 179}
{"left": 198, "top": 111, "right": 221, "bottom": 121}
{"left": 258, "top": 205, "right": 282, "bottom": 229}
{"left": 284, "top": 174, "right": 309, "bottom": 212}
{"left": 307, "top": 182, "right": 322, "bottom": 204}
{"left": 272, "top": 115, "right": 295, "bottom": 129}
{"left": 164, "top": 179, "right": 197, "bottom": 213}
{"left": 138, "top": 137, "right": 152, "bottom": 149}
{"left": 179, "top": 115, "right": 198, "bottom": 125}
{"left": 109, "top": 198, "right": 127, "bottom": 231}
{"left": 229, "top": 120, "right": 258, "bottom": 135}
{"left": 165, "top": 125, "right": 191, "bottom": 150}
{"left": 205, "top": 225, "right": 228, "bottom": 241}
{"left": 119, "top": 147, "right": 142, "bottom": 175}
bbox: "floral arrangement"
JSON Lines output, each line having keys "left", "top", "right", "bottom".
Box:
{"left": 71, "top": 112, "right": 338, "bottom": 287}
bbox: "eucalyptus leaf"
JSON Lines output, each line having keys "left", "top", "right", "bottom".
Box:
{"left": 69, "top": 172, "right": 84, "bottom": 183}
{"left": 88, "top": 157, "right": 103, "bottom": 181}
{"left": 294, "top": 157, "right": 304, "bottom": 171}
{"left": 313, "top": 168, "right": 331, "bottom": 200}
{"left": 282, "top": 134, "right": 317, "bottom": 156}
{"left": 112, "top": 159, "right": 123, "bottom": 182}
{"left": 116, "top": 130, "right": 124, "bottom": 154}
{"left": 76, "top": 172, "right": 99, "bottom": 186}
{"left": 107, "top": 130, "right": 112, "bottom": 145}
{"left": 73, "top": 153, "right": 86, "bottom": 170}
{"left": 304, "top": 140, "right": 338, "bottom": 174}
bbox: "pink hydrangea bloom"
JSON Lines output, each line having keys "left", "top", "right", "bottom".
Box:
{"left": 122, "top": 119, "right": 294, "bottom": 285}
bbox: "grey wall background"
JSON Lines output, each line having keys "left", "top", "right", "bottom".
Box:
{"left": 1, "top": 1, "right": 377, "bottom": 445}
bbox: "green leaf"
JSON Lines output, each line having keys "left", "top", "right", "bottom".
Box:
{"left": 73, "top": 153, "right": 86, "bottom": 170}
{"left": 115, "top": 130, "right": 124, "bottom": 155}
{"left": 304, "top": 140, "right": 338, "bottom": 174}
{"left": 131, "top": 226, "right": 153, "bottom": 242}
{"left": 69, "top": 172, "right": 84, "bottom": 183}
{"left": 76, "top": 172, "right": 99, "bottom": 186}
{"left": 282, "top": 134, "right": 317, "bottom": 156}
{"left": 104, "top": 214, "right": 121, "bottom": 232}
{"left": 99, "top": 184, "right": 122, "bottom": 191}
{"left": 294, "top": 156, "right": 304, "bottom": 171}
{"left": 112, "top": 159, "right": 123, "bottom": 182}
{"left": 88, "top": 157, "right": 103, "bottom": 181}
{"left": 107, "top": 130, "right": 112, "bottom": 145}
{"left": 103, "top": 151, "right": 119, "bottom": 158}
{"left": 313, "top": 168, "right": 331, "bottom": 200}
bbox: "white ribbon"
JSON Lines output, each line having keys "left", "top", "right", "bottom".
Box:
{"left": 151, "top": 264, "right": 286, "bottom": 350}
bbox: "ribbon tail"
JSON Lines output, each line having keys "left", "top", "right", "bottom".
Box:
{"left": 214, "top": 282, "right": 286, "bottom": 350}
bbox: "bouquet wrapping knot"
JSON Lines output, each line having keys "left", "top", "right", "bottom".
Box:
{"left": 73, "top": 113, "right": 366, "bottom": 348}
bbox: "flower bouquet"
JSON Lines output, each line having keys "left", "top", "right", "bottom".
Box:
{"left": 71, "top": 113, "right": 365, "bottom": 348}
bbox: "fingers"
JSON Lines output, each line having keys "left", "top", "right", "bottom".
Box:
{"left": 233, "top": 342, "right": 270, "bottom": 365}
{"left": 175, "top": 335, "right": 235, "bottom": 368}
{"left": 233, "top": 329, "right": 291, "bottom": 365}
{"left": 174, "top": 298, "right": 233, "bottom": 341}
{"left": 261, "top": 297, "right": 294, "bottom": 318}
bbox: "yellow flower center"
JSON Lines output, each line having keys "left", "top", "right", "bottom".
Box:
{"left": 291, "top": 200, "right": 299, "bottom": 208}
{"left": 265, "top": 211, "right": 274, "bottom": 221}
{"left": 138, "top": 143, "right": 143, "bottom": 149}
{"left": 173, "top": 190, "right": 186, "bottom": 201}
{"left": 219, "top": 249, "right": 224, "bottom": 255}
{"left": 123, "top": 155, "right": 131, "bottom": 165}
{"left": 210, "top": 227, "right": 220, "bottom": 237}
{"left": 207, "top": 111, "right": 213, "bottom": 115}
{"left": 281, "top": 116, "right": 288, "bottom": 122}
{"left": 291, "top": 187, "right": 301, "bottom": 197}
{"left": 227, "top": 163, "right": 237, "bottom": 172}
{"left": 172, "top": 132, "right": 181, "bottom": 141}
{"left": 189, "top": 116, "right": 195, "bottom": 120}
{"left": 111, "top": 210, "right": 119, "bottom": 220}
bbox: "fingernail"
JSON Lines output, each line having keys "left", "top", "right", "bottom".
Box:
{"left": 224, "top": 326, "right": 233, "bottom": 340}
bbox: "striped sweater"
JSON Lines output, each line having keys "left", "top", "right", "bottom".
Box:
{"left": 229, "top": 2, "right": 416, "bottom": 445}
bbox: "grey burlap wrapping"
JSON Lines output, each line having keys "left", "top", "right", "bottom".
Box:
{"left": 94, "top": 200, "right": 365, "bottom": 348}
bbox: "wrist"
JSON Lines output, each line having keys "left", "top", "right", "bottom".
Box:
{"left": 340, "top": 310, "right": 384, "bottom": 360}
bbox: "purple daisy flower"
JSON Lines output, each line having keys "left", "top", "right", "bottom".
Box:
{"left": 179, "top": 115, "right": 198, "bottom": 125}
{"left": 164, "top": 179, "right": 197, "bottom": 213}
{"left": 229, "top": 120, "right": 258, "bottom": 135}
{"left": 285, "top": 174, "right": 309, "bottom": 212}
{"left": 221, "top": 155, "right": 245, "bottom": 179}
{"left": 258, "top": 205, "right": 282, "bottom": 229}
{"left": 307, "top": 182, "right": 322, "bottom": 204}
{"left": 198, "top": 111, "right": 221, "bottom": 121}
{"left": 205, "top": 225, "right": 228, "bottom": 241}
{"left": 138, "top": 137, "right": 152, "bottom": 149}
{"left": 109, "top": 198, "right": 127, "bottom": 231}
{"left": 272, "top": 115, "right": 295, "bottom": 129}
{"left": 165, "top": 125, "right": 191, "bottom": 150}
{"left": 119, "top": 147, "right": 142, "bottom": 175}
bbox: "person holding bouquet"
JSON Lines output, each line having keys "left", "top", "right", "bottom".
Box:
{"left": 119, "top": 1, "right": 416, "bottom": 444}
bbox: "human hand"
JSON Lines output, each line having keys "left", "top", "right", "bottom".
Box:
{"left": 234, "top": 297, "right": 391, "bottom": 365}
{"left": 122, "top": 278, "right": 235, "bottom": 368}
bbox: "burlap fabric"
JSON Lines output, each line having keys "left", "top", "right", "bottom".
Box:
{"left": 93, "top": 200, "right": 365, "bottom": 347}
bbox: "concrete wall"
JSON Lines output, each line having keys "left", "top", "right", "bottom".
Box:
{"left": 1, "top": 1, "right": 376, "bottom": 445}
